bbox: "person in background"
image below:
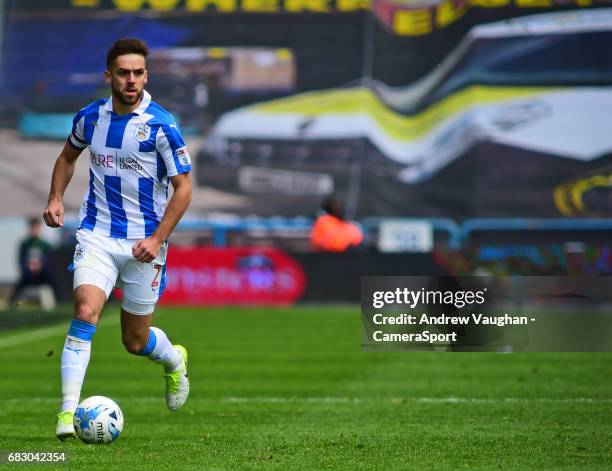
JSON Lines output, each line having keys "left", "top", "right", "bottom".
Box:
{"left": 310, "top": 196, "right": 363, "bottom": 252}
{"left": 10, "top": 217, "right": 58, "bottom": 308}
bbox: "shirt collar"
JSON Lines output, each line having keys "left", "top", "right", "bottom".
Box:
{"left": 103, "top": 89, "right": 151, "bottom": 115}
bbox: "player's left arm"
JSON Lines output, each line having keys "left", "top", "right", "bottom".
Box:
{"left": 132, "top": 172, "right": 192, "bottom": 263}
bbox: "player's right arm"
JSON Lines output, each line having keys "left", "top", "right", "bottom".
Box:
{"left": 43, "top": 141, "right": 83, "bottom": 228}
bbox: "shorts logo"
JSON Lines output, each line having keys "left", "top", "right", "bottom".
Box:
{"left": 151, "top": 264, "right": 163, "bottom": 290}
{"left": 134, "top": 123, "right": 151, "bottom": 142}
{"left": 74, "top": 244, "right": 85, "bottom": 262}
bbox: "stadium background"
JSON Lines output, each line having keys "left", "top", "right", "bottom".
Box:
{"left": 2, "top": 0, "right": 612, "bottom": 302}
{"left": 1, "top": 1, "right": 612, "bottom": 469}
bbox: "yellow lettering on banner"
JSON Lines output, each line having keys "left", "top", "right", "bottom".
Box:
{"left": 436, "top": 0, "right": 466, "bottom": 28}
{"left": 277, "top": 48, "right": 292, "bottom": 61}
{"left": 516, "top": 0, "right": 551, "bottom": 7}
{"left": 285, "top": 0, "right": 330, "bottom": 12}
{"left": 468, "top": 0, "right": 508, "bottom": 7}
{"left": 113, "top": 0, "right": 146, "bottom": 11}
{"left": 72, "top": 0, "right": 101, "bottom": 6}
{"left": 337, "top": 0, "right": 370, "bottom": 11}
{"left": 148, "top": 0, "right": 181, "bottom": 8}
{"left": 393, "top": 10, "right": 432, "bottom": 36}
{"left": 208, "top": 47, "right": 227, "bottom": 58}
{"left": 574, "top": 0, "right": 592, "bottom": 5}
{"left": 186, "top": 0, "right": 237, "bottom": 11}
{"left": 243, "top": 0, "right": 279, "bottom": 12}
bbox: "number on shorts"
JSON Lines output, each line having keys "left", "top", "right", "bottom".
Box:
{"left": 151, "top": 264, "right": 162, "bottom": 289}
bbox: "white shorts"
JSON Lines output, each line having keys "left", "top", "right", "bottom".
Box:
{"left": 71, "top": 229, "right": 168, "bottom": 315}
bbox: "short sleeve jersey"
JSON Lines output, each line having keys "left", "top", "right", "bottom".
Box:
{"left": 68, "top": 90, "right": 191, "bottom": 239}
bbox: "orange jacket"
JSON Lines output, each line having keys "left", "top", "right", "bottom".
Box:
{"left": 310, "top": 214, "right": 363, "bottom": 252}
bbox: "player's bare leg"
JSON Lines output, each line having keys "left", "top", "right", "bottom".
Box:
{"left": 121, "top": 309, "right": 189, "bottom": 410}
{"left": 56, "top": 284, "right": 106, "bottom": 440}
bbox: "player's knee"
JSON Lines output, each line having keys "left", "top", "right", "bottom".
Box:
{"left": 122, "top": 334, "right": 147, "bottom": 355}
{"left": 74, "top": 302, "right": 99, "bottom": 324}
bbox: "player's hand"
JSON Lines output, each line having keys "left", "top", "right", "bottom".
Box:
{"left": 132, "top": 236, "right": 162, "bottom": 263}
{"left": 43, "top": 198, "right": 64, "bottom": 228}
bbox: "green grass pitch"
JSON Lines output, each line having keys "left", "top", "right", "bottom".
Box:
{"left": 1, "top": 306, "right": 611, "bottom": 470}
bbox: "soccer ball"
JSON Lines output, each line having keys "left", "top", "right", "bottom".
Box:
{"left": 74, "top": 396, "right": 124, "bottom": 444}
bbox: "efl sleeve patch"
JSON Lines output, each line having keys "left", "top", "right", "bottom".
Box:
{"left": 156, "top": 124, "right": 190, "bottom": 176}
{"left": 176, "top": 147, "right": 191, "bottom": 167}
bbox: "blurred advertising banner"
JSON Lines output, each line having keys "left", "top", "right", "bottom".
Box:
{"left": 202, "top": 9, "right": 612, "bottom": 219}
{"left": 159, "top": 247, "right": 306, "bottom": 305}
{"left": 4, "top": 3, "right": 612, "bottom": 219}
{"left": 47, "top": 246, "right": 444, "bottom": 304}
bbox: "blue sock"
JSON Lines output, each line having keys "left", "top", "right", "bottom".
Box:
{"left": 136, "top": 327, "right": 157, "bottom": 356}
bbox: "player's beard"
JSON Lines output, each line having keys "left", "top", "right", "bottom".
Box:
{"left": 112, "top": 84, "right": 143, "bottom": 106}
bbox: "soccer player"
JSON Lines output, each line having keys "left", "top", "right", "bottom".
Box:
{"left": 43, "top": 38, "right": 192, "bottom": 440}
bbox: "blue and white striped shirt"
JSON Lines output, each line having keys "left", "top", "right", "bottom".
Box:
{"left": 68, "top": 90, "right": 192, "bottom": 239}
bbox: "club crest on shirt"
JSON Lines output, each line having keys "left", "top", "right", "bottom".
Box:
{"left": 134, "top": 123, "right": 151, "bottom": 142}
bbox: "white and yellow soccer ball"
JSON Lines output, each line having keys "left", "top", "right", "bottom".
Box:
{"left": 74, "top": 396, "right": 124, "bottom": 444}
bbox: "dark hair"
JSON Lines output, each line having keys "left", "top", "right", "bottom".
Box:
{"left": 322, "top": 196, "right": 345, "bottom": 220}
{"left": 28, "top": 216, "right": 41, "bottom": 228}
{"left": 106, "top": 38, "right": 149, "bottom": 69}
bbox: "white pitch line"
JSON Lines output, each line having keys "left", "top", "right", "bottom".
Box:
{"left": 4, "top": 396, "right": 612, "bottom": 405}
{"left": 0, "top": 315, "right": 119, "bottom": 350}
{"left": 224, "top": 397, "right": 363, "bottom": 404}
{"left": 223, "top": 396, "right": 612, "bottom": 404}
